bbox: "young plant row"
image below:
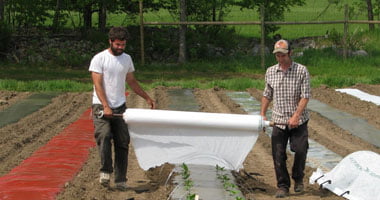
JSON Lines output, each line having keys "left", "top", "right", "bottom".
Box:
{"left": 180, "top": 163, "right": 198, "bottom": 200}
{"left": 216, "top": 165, "right": 246, "bottom": 200}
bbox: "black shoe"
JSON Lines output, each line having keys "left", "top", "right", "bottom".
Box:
{"left": 275, "top": 188, "right": 289, "bottom": 198}
{"left": 294, "top": 181, "right": 304, "bottom": 193}
{"left": 115, "top": 182, "right": 128, "bottom": 191}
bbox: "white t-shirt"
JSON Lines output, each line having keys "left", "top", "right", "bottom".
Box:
{"left": 89, "top": 49, "right": 135, "bottom": 108}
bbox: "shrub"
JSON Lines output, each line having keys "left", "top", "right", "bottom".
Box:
{"left": 0, "top": 22, "right": 12, "bottom": 59}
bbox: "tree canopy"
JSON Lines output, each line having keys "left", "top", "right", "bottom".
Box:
{"left": 0, "top": 0, "right": 307, "bottom": 34}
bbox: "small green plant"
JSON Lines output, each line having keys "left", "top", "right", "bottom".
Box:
{"left": 216, "top": 165, "right": 245, "bottom": 200}
{"left": 181, "top": 163, "right": 196, "bottom": 200}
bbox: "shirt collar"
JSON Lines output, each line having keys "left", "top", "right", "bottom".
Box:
{"left": 276, "top": 62, "right": 295, "bottom": 72}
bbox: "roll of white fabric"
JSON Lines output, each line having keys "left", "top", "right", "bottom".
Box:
{"left": 309, "top": 151, "right": 380, "bottom": 200}
{"left": 123, "top": 108, "right": 266, "bottom": 171}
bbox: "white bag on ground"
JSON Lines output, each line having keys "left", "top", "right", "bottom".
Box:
{"left": 123, "top": 109, "right": 267, "bottom": 171}
{"left": 309, "top": 151, "right": 380, "bottom": 200}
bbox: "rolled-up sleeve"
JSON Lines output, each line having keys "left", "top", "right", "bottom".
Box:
{"left": 263, "top": 68, "right": 273, "bottom": 101}
{"left": 300, "top": 67, "right": 311, "bottom": 99}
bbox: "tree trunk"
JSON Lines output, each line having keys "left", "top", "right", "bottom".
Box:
{"left": 366, "top": 0, "right": 374, "bottom": 31}
{"left": 98, "top": 1, "right": 106, "bottom": 32}
{"left": 212, "top": 0, "right": 216, "bottom": 21}
{"left": 83, "top": 3, "right": 92, "bottom": 30}
{"left": 0, "top": 0, "right": 4, "bottom": 22}
{"left": 178, "top": 0, "right": 187, "bottom": 63}
{"left": 52, "top": 0, "right": 62, "bottom": 32}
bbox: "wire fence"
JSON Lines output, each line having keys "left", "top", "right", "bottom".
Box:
{"left": 138, "top": 2, "right": 379, "bottom": 67}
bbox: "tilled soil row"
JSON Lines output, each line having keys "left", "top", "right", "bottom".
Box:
{"left": 0, "top": 85, "right": 379, "bottom": 200}
{"left": 0, "top": 92, "right": 91, "bottom": 176}
{"left": 0, "top": 91, "right": 31, "bottom": 111}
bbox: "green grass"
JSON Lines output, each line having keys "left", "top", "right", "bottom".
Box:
{"left": 137, "top": 0, "right": 368, "bottom": 39}
{"left": 2, "top": 46, "right": 379, "bottom": 92}
{"left": 0, "top": 79, "right": 92, "bottom": 92}
{"left": 296, "top": 48, "right": 380, "bottom": 88}
{"left": 50, "top": 0, "right": 369, "bottom": 39}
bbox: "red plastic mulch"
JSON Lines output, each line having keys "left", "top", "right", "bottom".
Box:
{"left": 0, "top": 109, "right": 95, "bottom": 200}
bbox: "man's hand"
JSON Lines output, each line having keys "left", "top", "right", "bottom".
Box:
{"left": 288, "top": 114, "right": 300, "bottom": 129}
{"left": 102, "top": 106, "right": 113, "bottom": 118}
{"left": 147, "top": 98, "right": 156, "bottom": 109}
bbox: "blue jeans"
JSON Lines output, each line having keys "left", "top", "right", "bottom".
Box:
{"left": 92, "top": 104, "right": 130, "bottom": 183}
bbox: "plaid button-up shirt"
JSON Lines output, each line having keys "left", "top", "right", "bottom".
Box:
{"left": 263, "top": 62, "right": 311, "bottom": 129}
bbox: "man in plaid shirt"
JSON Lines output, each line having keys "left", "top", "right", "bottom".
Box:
{"left": 260, "top": 39, "right": 311, "bottom": 198}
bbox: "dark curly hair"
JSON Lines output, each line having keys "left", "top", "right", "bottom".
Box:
{"left": 108, "top": 26, "right": 129, "bottom": 41}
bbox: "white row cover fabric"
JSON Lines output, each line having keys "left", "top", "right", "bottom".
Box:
{"left": 123, "top": 108, "right": 268, "bottom": 171}
{"left": 336, "top": 88, "right": 380, "bottom": 106}
{"left": 309, "top": 151, "right": 380, "bottom": 200}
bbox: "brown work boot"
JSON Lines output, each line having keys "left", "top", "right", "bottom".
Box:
{"left": 275, "top": 188, "right": 289, "bottom": 198}
{"left": 294, "top": 181, "right": 304, "bottom": 193}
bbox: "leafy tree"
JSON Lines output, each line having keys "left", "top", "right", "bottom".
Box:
{"left": 6, "top": 0, "right": 51, "bottom": 29}
{"left": 162, "top": 0, "right": 233, "bottom": 22}
{"left": 235, "top": 0, "right": 305, "bottom": 36}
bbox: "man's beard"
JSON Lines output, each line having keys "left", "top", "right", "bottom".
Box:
{"left": 110, "top": 46, "right": 124, "bottom": 56}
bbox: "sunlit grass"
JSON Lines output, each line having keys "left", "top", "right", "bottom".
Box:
{"left": 49, "top": 0, "right": 367, "bottom": 39}
{"left": 0, "top": 79, "right": 92, "bottom": 92}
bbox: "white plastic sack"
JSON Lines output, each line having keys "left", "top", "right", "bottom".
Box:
{"left": 309, "top": 151, "right": 380, "bottom": 200}
{"left": 123, "top": 109, "right": 268, "bottom": 171}
{"left": 336, "top": 88, "right": 380, "bottom": 106}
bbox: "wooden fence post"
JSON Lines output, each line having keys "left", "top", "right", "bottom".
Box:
{"left": 260, "top": 4, "right": 265, "bottom": 69}
{"left": 343, "top": 4, "right": 348, "bottom": 60}
{"left": 178, "top": 0, "right": 187, "bottom": 64}
{"left": 139, "top": 0, "right": 145, "bottom": 65}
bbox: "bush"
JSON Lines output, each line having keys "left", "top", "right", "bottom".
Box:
{"left": 0, "top": 22, "right": 12, "bottom": 59}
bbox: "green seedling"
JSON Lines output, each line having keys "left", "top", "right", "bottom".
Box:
{"left": 215, "top": 165, "right": 246, "bottom": 200}
{"left": 181, "top": 163, "right": 196, "bottom": 200}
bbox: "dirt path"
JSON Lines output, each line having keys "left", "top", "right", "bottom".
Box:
{"left": 0, "top": 84, "right": 379, "bottom": 200}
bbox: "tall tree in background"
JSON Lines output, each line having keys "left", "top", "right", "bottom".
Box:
{"left": 0, "top": 0, "right": 4, "bottom": 22}
{"left": 52, "top": 0, "right": 62, "bottom": 32}
{"left": 178, "top": 0, "right": 187, "bottom": 63}
{"left": 346, "top": 0, "right": 376, "bottom": 31}
{"left": 98, "top": 0, "right": 106, "bottom": 32}
{"left": 235, "top": 0, "right": 305, "bottom": 36}
{"left": 365, "top": 0, "right": 374, "bottom": 30}
{"left": 83, "top": 2, "right": 93, "bottom": 30}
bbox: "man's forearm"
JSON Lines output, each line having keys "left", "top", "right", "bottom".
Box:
{"left": 293, "top": 98, "right": 309, "bottom": 118}
{"left": 128, "top": 80, "right": 151, "bottom": 100}
{"left": 261, "top": 96, "right": 271, "bottom": 118}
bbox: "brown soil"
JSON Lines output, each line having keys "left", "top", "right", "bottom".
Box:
{"left": 0, "top": 91, "right": 31, "bottom": 111}
{"left": 0, "top": 84, "right": 379, "bottom": 200}
{"left": 351, "top": 83, "right": 380, "bottom": 96}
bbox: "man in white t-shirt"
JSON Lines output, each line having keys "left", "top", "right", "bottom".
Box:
{"left": 89, "top": 26, "right": 155, "bottom": 191}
